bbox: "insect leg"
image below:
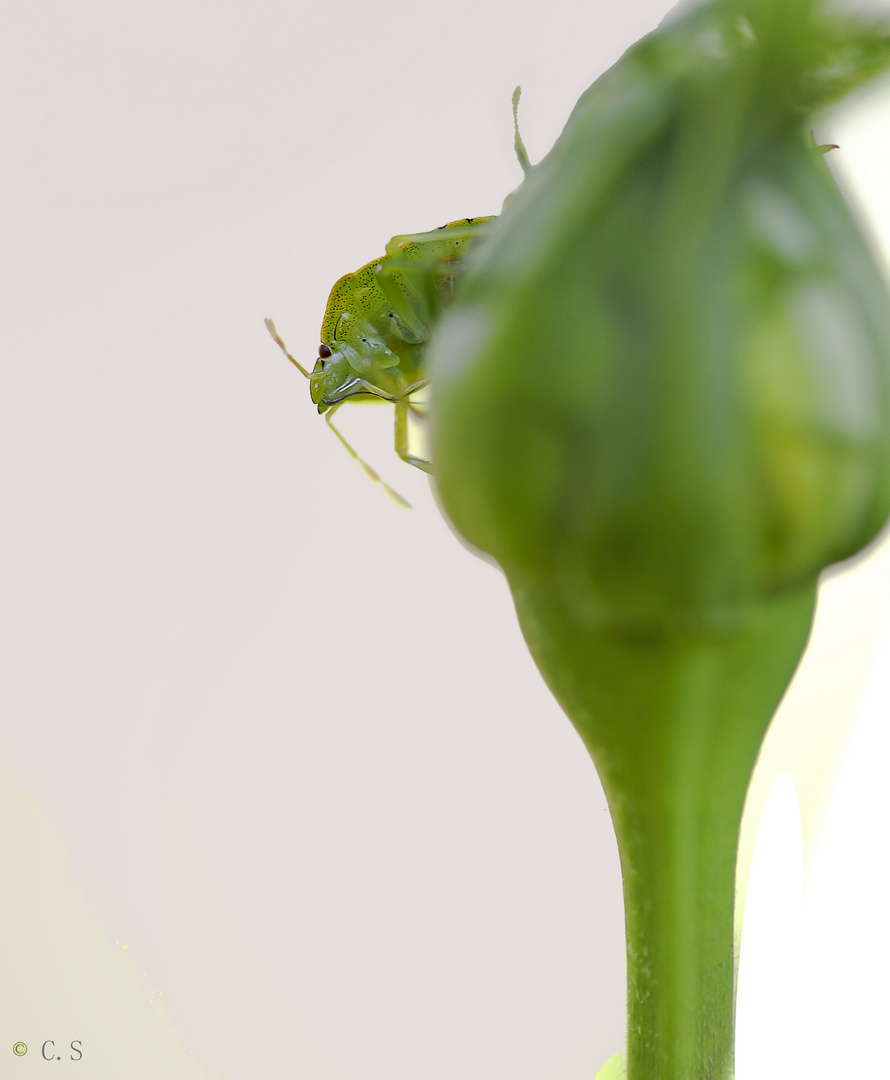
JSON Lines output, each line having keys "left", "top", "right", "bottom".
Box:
{"left": 264, "top": 317, "right": 314, "bottom": 378}
{"left": 394, "top": 397, "right": 432, "bottom": 474}
{"left": 324, "top": 402, "right": 412, "bottom": 509}
{"left": 403, "top": 378, "right": 430, "bottom": 420}
{"left": 403, "top": 378, "right": 430, "bottom": 396}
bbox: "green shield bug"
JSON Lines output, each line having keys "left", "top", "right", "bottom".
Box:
{"left": 265, "top": 217, "right": 493, "bottom": 507}
{"left": 266, "top": 89, "right": 530, "bottom": 507}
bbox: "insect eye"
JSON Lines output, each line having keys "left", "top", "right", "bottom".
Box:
{"left": 318, "top": 344, "right": 332, "bottom": 359}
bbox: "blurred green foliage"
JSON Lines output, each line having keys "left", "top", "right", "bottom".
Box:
{"left": 429, "top": 1, "right": 890, "bottom": 1076}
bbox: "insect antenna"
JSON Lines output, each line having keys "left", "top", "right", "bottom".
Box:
{"left": 264, "top": 317, "right": 315, "bottom": 379}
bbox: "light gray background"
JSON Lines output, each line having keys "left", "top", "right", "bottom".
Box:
{"left": 3, "top": 1, "right": 890, "bottom": 1077}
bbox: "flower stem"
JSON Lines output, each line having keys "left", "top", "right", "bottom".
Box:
{"left": 509, "top": 576, "right": 817, "bottom": 1079}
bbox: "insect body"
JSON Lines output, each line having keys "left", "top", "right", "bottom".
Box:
{"left": 266, "top": 87, "right": 530, "bottom": 507}
{"left": 265, "top": 217, "right": 493, "bottom": 506}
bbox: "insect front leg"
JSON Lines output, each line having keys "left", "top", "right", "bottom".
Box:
{"left": 323, "top": 402, "right": 412, "bottom": 509}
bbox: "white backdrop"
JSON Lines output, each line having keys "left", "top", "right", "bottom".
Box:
{"left": 3, "top": 1, "right": 890, "bottom": 1077}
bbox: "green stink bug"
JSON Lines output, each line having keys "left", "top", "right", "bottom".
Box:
{"left": 265, "top": 217, "right": 493, "bottom": 507}
{"left": 266, "top": 89, "right": 530, "bottom": 507}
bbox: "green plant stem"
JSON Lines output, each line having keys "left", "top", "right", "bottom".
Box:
{"left": 509, "top": 576, "right": 817, "bottom": 1080}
